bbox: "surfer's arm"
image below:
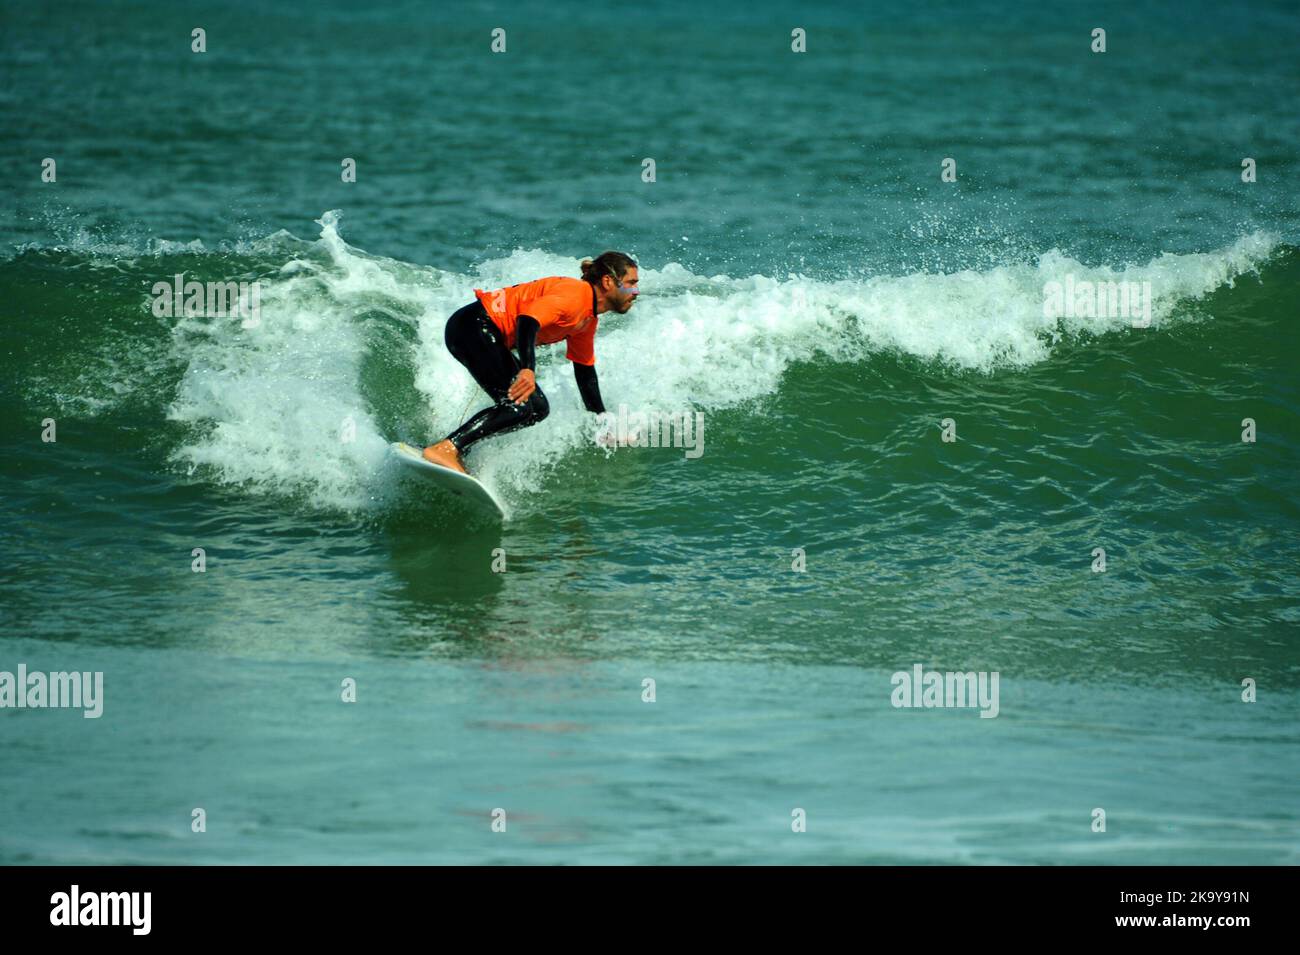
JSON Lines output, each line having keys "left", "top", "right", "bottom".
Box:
{"left": 573, "top": 362, "right": 605, "bottom": 414}
{"left": 513, "top": 295, "right": 569, "bottom": 368}
{"left": 515, "top": 315, "right": 540, "bottom": 370}
{"left": 506, "top": 316, "right": 540, "bottom": 404}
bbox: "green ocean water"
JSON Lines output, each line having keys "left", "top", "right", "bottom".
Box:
{"left": 1, "top": 0, "right": 1298, "bottom": 864}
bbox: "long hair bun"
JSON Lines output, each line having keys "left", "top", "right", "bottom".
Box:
{"left": 581, "top": 251, "right": 637, "bottom": 285}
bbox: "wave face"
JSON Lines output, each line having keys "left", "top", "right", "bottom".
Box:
{"left": 3, "top": 213, "right": 1290, "bottom": 518}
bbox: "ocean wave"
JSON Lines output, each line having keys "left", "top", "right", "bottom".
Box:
{"left": 6, "top": 211, "right": 1287, "bottom": 514}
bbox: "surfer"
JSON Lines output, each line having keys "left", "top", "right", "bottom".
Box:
{"left": 421, "top": 251, "right": 639, "bottom": 473}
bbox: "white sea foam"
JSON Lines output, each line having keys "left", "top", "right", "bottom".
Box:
{"left": 165, "top": 212, "right": 416, "bottom": 511}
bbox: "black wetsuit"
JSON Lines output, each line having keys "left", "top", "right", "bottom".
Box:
{"left": 441, "top": 299, "right": 605, "bottom": 454}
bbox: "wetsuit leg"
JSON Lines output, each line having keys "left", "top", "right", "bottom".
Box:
{"left": 441, "top": 301, "right": 549, "bottom": 453}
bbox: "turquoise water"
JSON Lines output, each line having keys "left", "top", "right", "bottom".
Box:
{"left": 1, "top": 0, "right": 1297, "bottom": 864}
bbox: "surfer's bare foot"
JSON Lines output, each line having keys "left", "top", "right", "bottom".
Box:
{"left": 422, "top": 440, "right": 467, "bottom": 474}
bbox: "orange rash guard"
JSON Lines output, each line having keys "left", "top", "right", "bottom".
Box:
{"left": 474, "top": 276, "right": 599, "bottom": 366}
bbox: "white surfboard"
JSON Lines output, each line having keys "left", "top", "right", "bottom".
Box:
{"left": 390, "top": 441, "right": 505, "bottom": 519}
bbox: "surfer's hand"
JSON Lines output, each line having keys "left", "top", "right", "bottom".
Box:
{"left": 508, "top": 369, "right": 536, "bottom": 404}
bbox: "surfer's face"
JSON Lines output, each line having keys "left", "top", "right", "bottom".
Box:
{"left": 607, "top": 267, "right": 639, "bottom": 313}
